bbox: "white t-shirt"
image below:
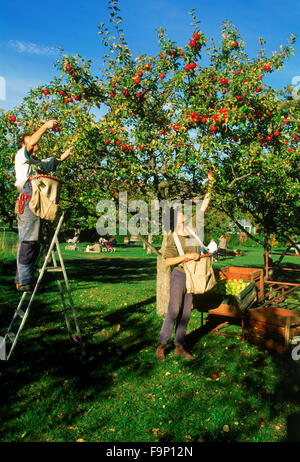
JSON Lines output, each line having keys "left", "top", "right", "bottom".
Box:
{"left": 207, "top": 240, "right": 218, "bottom": 254}
{"left": 15, "top": 145, "right": 56, "bottom": 187}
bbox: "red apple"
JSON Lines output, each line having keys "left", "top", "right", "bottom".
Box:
{"left": 220, "top": 77, "right": 227, "bottom": 85}
{"left": 274, "top": 130, "right": 280, "bottom": 136}
{"left": 65, "top": 65, "right": 71, "bottom": 71}
{"left": 10, "top": 115, "right": 16, "bottom": 122}
{"left": 263, "top": 64, "right": 271, "bottom": 72}
{"left": 173, "top": 124, "right": 179, "bottom": 131}
{"left": 159, "top": 73, "right": 165, "bottom": 79}
{"left": 134, "top": 78, "right": 140, "bottom": 84}
{"left": 145, "top": 63, "right": 151, "bottom": 70}
{"left": 43, "top": 89, "right": 49, "bottom": 95}
{"left": 193, "top": 32, "right": 200, "bottom": 40}
{"left": 266, "top": 135, "right": 272, "bottom": 141}
{"left": 189, "top": 39, "right": 196, "bottom": 47}
{"left": 104, "top": 139, "right": 110, "bottom": 145}
{"left": 232, "top": 41, "right": 238, "bottom": 47}
{"left": 283, "top": 119, "right": 289, "bottom": 124}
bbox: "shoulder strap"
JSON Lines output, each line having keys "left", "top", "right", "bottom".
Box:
{"left": 173, "top": 232, "right": 184, "bottom": 256}
{"left": 186, "top": 226, "right": 208, "bottom": 250}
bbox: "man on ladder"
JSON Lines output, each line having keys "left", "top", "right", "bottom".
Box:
{"left": 15, "top": 119, "right": 73, "bottom": 292}
{"left": 3, "top": 120, "right": 84, "bottom": 361}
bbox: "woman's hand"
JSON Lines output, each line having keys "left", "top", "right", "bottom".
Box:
{"left": 185, "top": 252, "right": 200, "bottom": 261}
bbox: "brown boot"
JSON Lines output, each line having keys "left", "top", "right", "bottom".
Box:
{"left": 174, "top": 345, "right": 194, "bottom": 359}
{"left": 156, "top": 343, "right": 166, "bottom": 361}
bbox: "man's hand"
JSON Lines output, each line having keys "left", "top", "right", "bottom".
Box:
{"left": 45, "top": 120, "right": 58, "bottom": 130}
{"left": 58, "top": 145, "right": 74, "bottom": 163}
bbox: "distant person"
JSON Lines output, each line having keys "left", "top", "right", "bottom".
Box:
{"left": 85, "top": 242, "right": 101, "bottom": 253}
{"left": 207, "top": 238, "right": 218, "bottom": 261}
{"left": 218, "top": 235, "right": 227, "bottom": 259}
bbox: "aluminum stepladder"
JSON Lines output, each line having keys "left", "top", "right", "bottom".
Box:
{"left": 2, "top": 212, "right": 85, "bottom": 361}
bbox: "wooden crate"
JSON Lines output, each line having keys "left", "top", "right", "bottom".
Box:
{"left": 209, "top": 282, "right": 257, "bottom": 318}
{"left": 220, "top": 266, "right": 264, "bottom": 302}
{"left": 247, "top": 306, "right": 300, "bottom": 353}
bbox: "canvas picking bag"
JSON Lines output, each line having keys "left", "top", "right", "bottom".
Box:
{"left": 29, "top": 174, "right": 62, "bottom": 221}
{"left": 173, "top": 227, "right": 216, "bottom": 294}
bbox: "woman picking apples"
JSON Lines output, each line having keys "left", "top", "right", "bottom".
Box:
{"left": 156, "top": 172, "right": 214, "bottom": 360}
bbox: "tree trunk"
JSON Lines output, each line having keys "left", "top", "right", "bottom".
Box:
{"left": 147, "top": 233, "right": 152, "bottom": 255}
{"left": 156, "top": 234, "right": 170, "bottom": 317}
{"left": 264, "top": 232, "right": 274, "bottom": 280}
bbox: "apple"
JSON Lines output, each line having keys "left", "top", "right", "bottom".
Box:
{"left": 274, "top": 130, "right": 280, "bottom": 136}
{"left": 266, "top": 135, "right": 272, "bottom": 141}
{"left": 288, "top": 148, "right": 293, "bottom": 152}
{"left": 64, "top": 98, "right": 69, "bottom": 103}
{"left": 184, "top": 64, "right": 191, "bottom": 71}
{"left": 232, "top": 41, "right": 238, "bottom": 47}
{"left": 134, "top": 78, "right": 140, "bottom": 84}
{"left": 137, "top": 71, "right": 143, "bottom": 77}
{"left": 189, "top": 39, "right": 196, "bottom": 47}
{"left": 10, "top": 115, "right": 16, "bottom": 122}
{"left": 283, "top": 119, "right": 289, "bottom": 124}
{"left": 193, "top": 32, "right": 200, "bottom": 40}
{"left": 145, "top": 63, "right": 151, "bottom": 70}
{"left": 74, "top": 94, "right": 80, "bottom": 100}
{"left": 59, "top": 90, "right": 65, "bottom": 95}
{"left": 116, "top": 140, "right": 121, "bottom": 145}
{"left": 122, "top": 144, "right": 127, "bottom": 149}
{"left": 104, "top": 139, "right": 110, "bottom": 145}
{"left": 220, "top": 77, "right": 227, "bottom": 85}
{"left": 159, "top": 73, "right": 165, "bottom": 79}
{"left": 43, "top": 89, "right": 49, "bottom": 95}
{"left": 263, "top": 64, "right": 271, "bottom": 72}
{"left": 65, "top": 65, "right": 71, "bottom": 71}
{"left": 201, "top": 117, "right": 207, "bottom": 123}
{"left": 189, "top": 62, "right": 196, "bottom": 68}
{"left": 173, "top": 124, "right": 179, "bottom": 131}
{"left": 210, "top": 125, "right": 216, "bottom": 132}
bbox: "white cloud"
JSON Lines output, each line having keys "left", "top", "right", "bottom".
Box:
{"left": 8, "top": 40, "right": 58, "bottom": 56}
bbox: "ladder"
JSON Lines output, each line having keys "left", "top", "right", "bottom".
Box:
{"left": 2, "top": 212, "right": 85, "bottom": 361}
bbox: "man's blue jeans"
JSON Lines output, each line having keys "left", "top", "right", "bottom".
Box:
{"left": 16, "top": 181, "right": 40, "bottom": 286}
{"left": 159, "top": 269, "right": 193, "bottom": 346}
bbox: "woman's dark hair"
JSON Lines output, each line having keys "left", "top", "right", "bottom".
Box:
{"left": 17, "top": 133, "right": 31, "bottom": 149}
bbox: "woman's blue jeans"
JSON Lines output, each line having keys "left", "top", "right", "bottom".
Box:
{"left": 159, "top": 269, "right": 193, "bottom": 346}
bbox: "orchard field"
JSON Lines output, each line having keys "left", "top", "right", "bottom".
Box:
{"left": 0, "top": 240, "right": 299, "bottom": 443}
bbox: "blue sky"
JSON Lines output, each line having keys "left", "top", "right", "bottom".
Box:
{"left": 0, "top": 0, "right": 299, "bottom": 111}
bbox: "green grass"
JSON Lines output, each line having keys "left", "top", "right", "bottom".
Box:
{"left": 0, "top": 239, "right": 299, "bottom": 442}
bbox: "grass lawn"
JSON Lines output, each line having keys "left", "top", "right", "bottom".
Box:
{"left": 0, "top": 238, "right": 300, "bottom": 443}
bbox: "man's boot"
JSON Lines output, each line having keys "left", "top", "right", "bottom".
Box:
{"left": 174, "top": 345, "right": 194, "bottom": 359}
{"left": 156, "top": 343, "right": 166, "bottom": 361}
